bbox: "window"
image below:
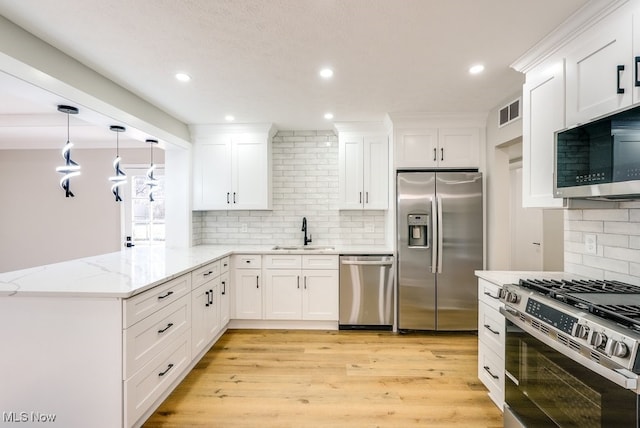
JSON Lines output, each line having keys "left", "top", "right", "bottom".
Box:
{"left": 127, "top": 168, "right": 165, "bottom": 245}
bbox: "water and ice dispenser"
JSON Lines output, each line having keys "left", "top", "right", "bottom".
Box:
{"left": 407, "top": 214, "right": 429, "bottom": 247}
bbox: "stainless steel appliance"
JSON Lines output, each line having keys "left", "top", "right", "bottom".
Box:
{"left": 555, "top": 103, "right": 640, "bottom": 199}
{"left": 397, "top": 171, "right": 483, "bottom": 331}
{"left": 500, "top": 278, "right": 640, "bottom": 427}
{"left": 339, "top": 255, "right": 394, "bottom": 330}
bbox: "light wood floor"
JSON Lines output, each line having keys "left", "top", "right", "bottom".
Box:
{"left": 144, "top": 329, "right": 502, "bottom": 428}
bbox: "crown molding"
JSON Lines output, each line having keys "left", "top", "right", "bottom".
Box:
{"left": 511, "top": 0, "right": 629, "bottom": 73}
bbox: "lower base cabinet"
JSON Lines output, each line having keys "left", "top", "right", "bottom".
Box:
{"left": 477, "top": 278, "right": 505, "bottom": 410}
{"left": 263, "top": 254, "right": 339, "bottom": 321}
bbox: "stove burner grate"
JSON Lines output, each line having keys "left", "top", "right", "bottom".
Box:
{"left": 517, "top": 278, "right": 640, "bottom": 330}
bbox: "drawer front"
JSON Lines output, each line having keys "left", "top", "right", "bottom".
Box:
{"left": 124, "top": 294, "right": 191, "bottom": 378}
{"left": 192, "top": 260, "right": 221, "bottom": 289}
{"left": 220, "top": 256, "right": 230, "bottom": 273}
{"left": 234, "top": 255, "right": 262, "bottom": 269}
{"left": 478, "top": 301, "right": 505, "bottom": 352}
{"left": 302, "top": 255, "right": 339, "bottom": 270}
{"left": 124, "top": 330, "right": 191, "bottom": 427}
{"left": 478, "top": 278, "right": 503, "bottom": 311}
{"left": 124, "top": 274, "right": 191, "bottom": 328}
{"left": 263, "top": 254, "right": 302, "bottom": 269}
{"left": 478, "top": 343, "right": 504, "bottom": 410}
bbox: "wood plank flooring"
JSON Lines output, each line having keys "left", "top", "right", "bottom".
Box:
{"left": 144, "top": 329, "right": 502, "bottom": 428}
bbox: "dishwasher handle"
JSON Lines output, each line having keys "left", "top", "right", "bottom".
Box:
{"left": 340, "top": 260, "right": 393, "bottom": 266}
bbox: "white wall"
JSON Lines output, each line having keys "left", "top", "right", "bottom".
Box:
{"left": 0, "top": 148, "right": 161, "bottom": 272}
{"left": 194, "top": 130, "right": 387, "bottom": 246}
{"left": 564, "top": 203, "right": 640, "bottom": 285}
{"left": 484, "top": 92, "right": 524, "bottom": 269}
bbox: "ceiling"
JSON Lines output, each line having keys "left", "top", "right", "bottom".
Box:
{"left": 0, "top": 0, "right": 590, "bottom": 149}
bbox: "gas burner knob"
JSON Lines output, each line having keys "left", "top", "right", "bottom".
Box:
{"left": 571, "top": 323, "right": 589, "bottom": 339}
{"left": 506, "top": 291, "right": 520, "bottom": 304}
{"left": 606, "top": 340, "right": 629, "bottom": 358}
{"left": 589, "top": 331, "right": 607, "bottom": 348}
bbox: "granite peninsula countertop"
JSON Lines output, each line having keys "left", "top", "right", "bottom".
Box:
{"left": 0, "top": 244, "right": 393, "bottom": 298}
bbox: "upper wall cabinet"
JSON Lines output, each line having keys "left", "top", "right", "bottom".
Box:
{"left": 522, "top": 61, "right": 566, "bottom": 208}
{"left": 565, "top": 10, "right": 633, "bottom": 126}
{"left": 335, "top": 123, "right": 389, "bottom": 210}
{"left": 191, "top": 124, "right": 275, "bottom": 211}
{"left": 338, "top": 133, "right": 389, "bottom": 210}
{"left": 394, "top": 127, "right": 481, "bottom": 168}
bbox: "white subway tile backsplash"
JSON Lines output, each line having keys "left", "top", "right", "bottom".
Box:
{"left": 566, "top": 220, "right": 603, "bottom": 233}
{"left": 193, "top": 130, "right": 387, "bottom": 246}
{"left": 565, "top": 208, "right": 640, "bottom": 283}
{"left": 582, "top": 209, "right": 629, "bottom": 222}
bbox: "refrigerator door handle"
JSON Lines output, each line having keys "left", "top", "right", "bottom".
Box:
{"left": 437, "top": 194, "right": 443, "bottom": 273}
{"left": 431, "top": 197, "right": 437, "bottom": 274}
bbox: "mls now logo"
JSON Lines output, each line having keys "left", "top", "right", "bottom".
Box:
{"left": 3, "top": 411, "right": 56, "bottom": 423}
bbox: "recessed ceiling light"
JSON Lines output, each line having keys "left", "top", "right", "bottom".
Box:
{"left": 324, "top": 112, "right": 334, "bottom": 120}
{"left": 175, "top": 72, "right": 191, "bottom": 82}
{"left": 469, "top": 64, "right": 485, "bottom": 75}
{"left": 319, "top": 68, "right": 334, "bottom": 79}
{"left": 225, "top": 115, "right": 235, "bottom": 121}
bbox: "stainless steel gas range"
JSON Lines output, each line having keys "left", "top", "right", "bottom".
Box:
{"left": 500, "top": 278, "right": 640, "bottom": 428}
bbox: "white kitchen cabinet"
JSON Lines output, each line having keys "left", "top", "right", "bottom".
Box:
{"left": 263, "top": 254, "right": 339, "bottom": 321}
{"left": 477, "top": 278, "right": 505, "bottom": 410}
{"left": 338, "top": 132, "right": 389, "bottom": 210}
{"left": 220, "top": 257, "right": 231, "bottom": 327}
{"left": 301, "top": 268, "right": 339, "bottom": 320}
{"left": 192, "top": 124, "right": 274, "bottom": 211}
{"left": 234, "top": 255, "right": 263, "bottom": 319}
{"left": 395, "top": 127, "right": 480, "bottom": 168}
{"left": 191, "top": 260, "right": 222, "bottom": 356}
{"left": 522, "top": 61, "right": 566, "bottom": 208}
{"left": 565, "top": 9, "right": 633, "bottom": 127}
{"left": 122, "top": 273, "right": 194, "bottom": 426}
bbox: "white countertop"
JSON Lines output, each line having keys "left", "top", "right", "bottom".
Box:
{"left": 0, "top": 244, "right": 393, "bottom": 298}
{"left": 475, "top": 270, "right": 586, "bottom": 286}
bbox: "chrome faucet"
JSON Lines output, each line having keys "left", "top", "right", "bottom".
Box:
{"left": 301, "top": 217, "right": 312, "bottom": 246}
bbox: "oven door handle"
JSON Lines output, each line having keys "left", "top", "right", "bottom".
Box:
{"left": 501, "top": 306, "right": 640, "bottom": 392}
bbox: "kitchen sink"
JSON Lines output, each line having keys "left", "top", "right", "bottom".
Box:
{"left": 271, "top": 245, "right": 335, "bottom": 251}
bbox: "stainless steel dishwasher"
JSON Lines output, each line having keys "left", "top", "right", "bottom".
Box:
{"left": 339, "top": 255, "right": 395, "bottom": 330}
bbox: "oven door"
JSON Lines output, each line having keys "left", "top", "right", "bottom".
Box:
{"left": 504, "top": 317, "right": 639, "bottom": 428}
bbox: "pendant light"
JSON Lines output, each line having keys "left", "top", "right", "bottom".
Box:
{"left": 108, "top": 125, "right": 126, "bottom": 202}
{"left": 145, "top": 139, "right": 159, "bottom": 202}
{"left": 55, "top": 105, "right": 81, "bottom": 197}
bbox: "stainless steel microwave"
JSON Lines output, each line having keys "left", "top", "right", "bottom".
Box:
{"left": 554, "top": 105, "right": 640, "bottom": 199}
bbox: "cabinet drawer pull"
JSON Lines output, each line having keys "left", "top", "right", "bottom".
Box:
{"left": 209, "top": 289, "right": 214, "bottom": 305}
{"left": 256, "top": 275, "right": 259, "bottom": 288}
{"left": 297, "top": 276, "right": 300, "bottom": 289}
{"left": 158, "top": 363, "right": 174, "bottom": 377}
{"left": 483, "top": 365, "right": 499, "bottom": 380}
{"left": 440, "top": 147, "right": 444, "bottom": 161}
{"left": 205, "top": 291, "right": 210, "bottom": 307}
{"left": 617, "top": 64, "right": 625, "bottom": 94}
{"left": 226, "top": 192, "right": 230, "bottom": 204}
{"left": 359, "top": 191, "right": 362, "bottom": 203}
{"left": 233, "top": 192, "right": 237, "bottom": 203}
{"left": 484, "top": 324, "right": 500, "bottom": 335}
{"left": 304, "top": 276, "right": 307, "bottom": 289}
{"left": 203, "top": 270, "right": 214, "bottom": 277}
{"left": 483, "top": 291, "right": 500, "bottom": 300}
{"left": 365, "top": 191, "right": 369, "bottom": 204}
{"left": 636, "top": 56, "right": 640, "bottom": 87}
{"left": 221, "top": 281, "right": 226, "bottom": 295}
{"left": 433, "top": 147, "right": 437, "bottom": 162}
{"left": 158, "top": 323, "right": 174, "bottom": 334}
{"left": 157, "top": 291, "right": 174, "bottom": 300}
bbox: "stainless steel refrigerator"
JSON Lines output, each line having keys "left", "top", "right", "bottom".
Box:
{"left": 397, "top": 171, "right": 483, "bottom": 331}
